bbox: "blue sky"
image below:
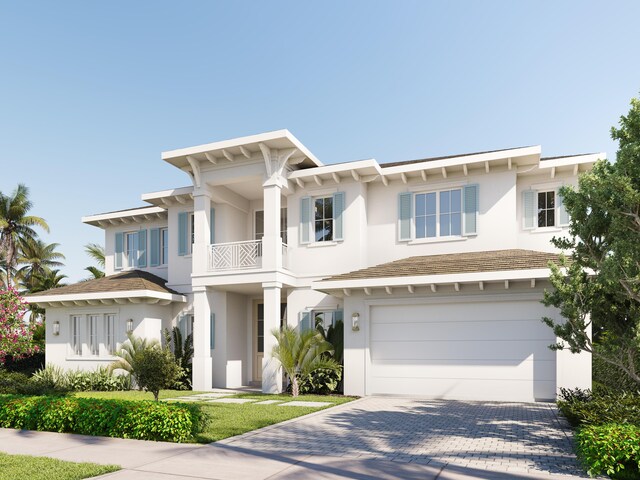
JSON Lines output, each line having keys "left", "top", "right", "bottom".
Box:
{"left": 1, "top": 1, "right": 639, "bottom": 282}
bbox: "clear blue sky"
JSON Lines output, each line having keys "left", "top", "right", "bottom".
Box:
{"left": 1, "top": 1, "right": 639, "bottom": 282}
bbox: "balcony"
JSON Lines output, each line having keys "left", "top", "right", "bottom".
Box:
{"left": 208, "top": 240, "right": 289, "bottom": 271}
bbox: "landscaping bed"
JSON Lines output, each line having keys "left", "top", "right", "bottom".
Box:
{"left": 0, "top": 452, "right": 119, "bottom": 480}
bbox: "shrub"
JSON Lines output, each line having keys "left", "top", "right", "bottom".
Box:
{"left": 0, "top": 395, "right": 208, "bottom": 443}
{"left": 0, "top": 368, "right": 60, "bottom": 395}
{"left": 134, "top": 348, "right": 180, "bottom": 401}
{"left": 31, "top": 365, "right": 130, "bottom": 392}
{"left": 557, "top": 388, "right": 640, "bottom": 427}
{"left": 163, "top": 327, "right": 193, "bottom": 390}
{"left": 298, "top": 366, "right": 342, "bottom": 395}
{"left": 576, "top": 424, "right": 640, "bottom": 479}
{"left": 2, "top": 351, "right": 45, "bottom": 376}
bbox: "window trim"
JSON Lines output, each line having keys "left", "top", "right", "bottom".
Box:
{"left": 537, "top": 190, "right": 556, "bottom": 228}
{"left": 160, "top": 227, "right": 169, "bottom": 265}
{"left": 124, "top": 231, "right": 139, "bottom": 269}
{"left": 313, "top": 195, "right": 335, "bottom": 243}
{"left": 413, "top": 187, "right": 463, "bottom": 239}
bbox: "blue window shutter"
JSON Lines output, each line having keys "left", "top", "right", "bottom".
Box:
{"left": 462, "top": 184, "right": 479, "bottom": 236}
{"left": 178, "top": 212, "right": 188, "bottom": 256}
{"left": 300, "top": 197, "right": 311, "bottom": 244}
{"left": 299, "top": 311, "right": 311, "bottom": 332}
{"left": 333, "top": 191, "right": 345, "bottom": 241}
{"left": 557, "top": 189, "right": 570, "bottom": 226}
{"left": 523, "top": 190, "right": 536, "bottom": 230}
{"left": 398, "top": 192, "right": 413, "bottom": 241}
{"left": 210, "top": 208, "right": 215, "bottom": 244}
{"left": 210, "top": 313, "right": 215, "bottom": 349}
{"left": 115, "top": 232, "right": 124, "bottom": 270}
{"left": 137, "top": 230, "right": 147, "bottom": 267}
{"left": 149, "top": 228, "right": 160, "bottom": 267}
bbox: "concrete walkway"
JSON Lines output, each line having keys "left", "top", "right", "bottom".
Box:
{"left": 0, "top": 397, "right": 589, "bottom": 479}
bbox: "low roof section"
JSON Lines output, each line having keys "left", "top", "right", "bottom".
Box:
{"left": 25, "top": 270, "right": 186, "bottom": 308}
{"left": 313, "top": 249, "right": 565, "bottom": 296}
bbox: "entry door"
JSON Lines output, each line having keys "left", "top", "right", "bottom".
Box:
{"left": 253, "top": 302, "right": 287, "bottom": 382}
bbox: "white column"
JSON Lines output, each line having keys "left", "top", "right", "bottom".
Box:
{"left": 262, "top": 184, "right": 282, "bottom": 270}
{"left": 262, "top": 281, "right": 282, "bottom": 393}
{"left": 192, "top": 190, "right": 211, "bottom": 275}
{"left": 192, "top": 286, "right": 212, "bottom": 391}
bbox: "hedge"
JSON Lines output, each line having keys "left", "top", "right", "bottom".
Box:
{"left": 0, "top": 395, "right": 208, "bottom": 443}
{"left": 576, "top": 424, "right": 640, "bottom": 479}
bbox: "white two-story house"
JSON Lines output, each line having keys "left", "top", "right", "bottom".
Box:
{"left": 26, "top": 130, "right": 598, "bottom": 402}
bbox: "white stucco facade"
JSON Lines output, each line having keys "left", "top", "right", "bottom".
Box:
{"left": 27, "top": 131, "right": 599, "bottom": 401}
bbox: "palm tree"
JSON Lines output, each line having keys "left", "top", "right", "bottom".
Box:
{"left": 271, "top": 325, "right": 340, "bottom": 396}
{"left": 17, "top": 238, "right": 65, "bottom": 291}
{"left": 0, "top": 184, "right": 49, "bottom": 287}
{"left": 110, "top": 333, "right": 160, "bottom": 387}
{"left": 84, "top": 243, "right": 105, "bottom": 279}
{"left": 29, "top": 269, "right": 67, "bottom": 293}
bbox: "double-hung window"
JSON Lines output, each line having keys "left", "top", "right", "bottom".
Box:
{"left": 537, "top": 191, "right": 555, "bottom": 228}
{"left": 125, "top": 232, "right": 139, "bottom": 268}
{"left": 88, "top": 315, "right": 99, "bottom": 356}
{"left": 160, "top": 228, "right": 169, "bottom": 265}
{"left": 299, "top": 309, "right": 343, "bottom": 333}
{"left": 314, "top": 196, "right": 334, "bottom": 242}
{"left": 522, "top": 187, "right": 569, "bottom": 230}
{"left": 71, "top": 315, "right": 81, "bottom": 356}
{"left": 415, "top": 188, "right": 462, "bottom": 238}
{"left": 105, "top": 314, "right": 116, "bottom": 355}
{"left": 300, "top": 192, "right": 345, "bottom": 245}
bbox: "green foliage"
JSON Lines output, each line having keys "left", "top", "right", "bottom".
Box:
{"left": 134, "top": 347, "right": 181, "bottom": 401}
{"left": 298, "top": 366, "right": 342, "bottom": 395}
{"left": 0, "top": 368, "right": 62, "bottom": 395}
{"left": 16, "top": 238, "right": 65, "bottom": 293}
{"left": 0, "top": 287, "right": 40, "bottom": 363}
{"left": 31, "top": 365, "right": 130, "bottom": 392}
{"left": 576, "top": 424, "right": 640, "bottom": 479}
{"left": 323, "top": 320, "right": 343, "bottom": 364}
{"left": 542, "top": 95, "right": 640, "bottom": 388}
{"left": 109, "top": 333, "right": 159, "bottom": 381}
{"left": 271, "top": 325, "right": 341, "bottom": 396}
{"left": 557, "top": 388, "right": 640, "bottom": 428}
{"left": 0, "top": 395, "right": 208, "bottom": 442}
{"left": 163, "top": 326, "right": 193, "bottom": 390}
{"left": 84, "top": 243, "right": 105, "bottom": 279}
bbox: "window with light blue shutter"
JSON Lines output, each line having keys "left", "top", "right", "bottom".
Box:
{"left": 178, "top": 212, "right": 188, "bottom": 256}
{"left": 115, "top": 232, "right": 124, "bottom": 270}
{"left": 149, "top": 228, "right": 160, "bottom": 267}
{"left": 462, "top": 184, "right": 479, "bottom": 236}
{"left": 300, "top": 197, "right": 311, "bottom": 244}
{"left": 398, "top": 192, "right": 413, "bottom": 241}
{"left": 210, "top": 313, "right": 215, "bottom": 349}
{"left": 299, "top": 311, "right": 311, "bottom": 332}
{"left": 523, "top": 190, "right": 536, "bottom": 230}
{"left": 333, "top": 191, "right": 345, "bottom": 241}
{"left": 210, "top": 208, "right": 216, "bottom": 244}
{"left": 137, "top": 230, "right": 147, "bottom": 267}
{"left": 557, "top": 189, "right": 570, "bottom": 226}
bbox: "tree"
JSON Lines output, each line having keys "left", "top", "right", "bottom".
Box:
{"left": 16, "top": 238, "right": 65, "bottom": 292}
{"left": 270, "top": 325, "right": 340, "bottom": 396}
{"left": 0, "top": 184, "right": 49, "bottom": 287}
{"left": 543, "top": 95, "right": 640, "bottom": 386}
{"left": 84, "top": 243, "right": 105, "bottom": 279}
{"left": 109, "top": 333, "right": 160, "bottom": 378}
{"left": 28, "top": 269, "right": 67, "bottom": 294}
{"left": 135, "top": 347, "right": 180, "bottom": 401}
{"left": 0, "top": 286, "right": 40, "bottom": 364}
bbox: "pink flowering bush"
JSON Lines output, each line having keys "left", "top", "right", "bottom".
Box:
{"left": 0, "top": 287, "right": 40, "bottom": 364}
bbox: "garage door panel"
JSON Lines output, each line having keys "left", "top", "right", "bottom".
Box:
{"left": 371, "top": 359, "right": 555, "bottom": 381}
{"left": 368, "top": 299, "right": 557, "bottom": 402}
{"left": 370, "top": 339, "right": 555, "bottom": 362}
{"left": 371, "top": 319, "right": 553, "bottom": 342}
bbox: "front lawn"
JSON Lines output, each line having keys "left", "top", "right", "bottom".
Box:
{"left": 75, "top": 390, "right": 355, "bottom": 443}
{"left": 0, "top": 452, "right": 119, "bottom": 480}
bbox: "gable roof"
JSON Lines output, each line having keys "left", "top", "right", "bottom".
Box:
{"left": 321, "top": 249, "right": 562, "bottom": 282}
{"left": 27, "top": 270, "right": 181, "bottom": 297}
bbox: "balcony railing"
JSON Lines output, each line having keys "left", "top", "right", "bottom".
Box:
{"left": 282, "top": 242, "right": 289, "bottom": 269}
{"left": 209, "top": 240, "right": 262, "bottom": 271}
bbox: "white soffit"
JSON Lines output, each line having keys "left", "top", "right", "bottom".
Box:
{"left": 82, "top": 206, "right": 168, "bottom": 227}
{"left": 24, "top": 289, "right": 186, "bottom": 307}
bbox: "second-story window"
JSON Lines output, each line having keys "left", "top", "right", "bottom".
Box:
{"left": 255, "top": 208, "right": 288, "bottom": 244}
{"left": 125, "top": 232, "right": 139, "bottom": 268}
{"left": 315, "top": 196, "right": 333, "bottom": 242}
{"left": 160, "top": 228, "right": 168, "bottom": 265}
{"left": 415, "top": 188, "right": 462, "bottom": 238}
{"left": 538, "top": 191, "right": 555, "bottom": 227}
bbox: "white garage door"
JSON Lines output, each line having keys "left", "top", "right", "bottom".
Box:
{"left": 368, "top": 298, "right": 557, "bottom": 402}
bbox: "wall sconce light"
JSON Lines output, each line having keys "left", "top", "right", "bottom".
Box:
{"left": 53, "top": 321, "right": 60, "bottom": 336}
{"left": 351, "top": 312, "right": 360, "bottom": 332}
{"left": 126, "top": 319, "right": 134, "bottom": 333}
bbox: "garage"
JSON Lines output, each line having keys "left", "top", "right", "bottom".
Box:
{"left": 366, "top": 297, "right": 557, "bottom": 402}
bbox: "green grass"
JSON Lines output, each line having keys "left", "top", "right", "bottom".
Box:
{"left": 75, "top": 390, "right": 356, "bottom": 443}
{"left": 0, "top": 452, "right": 119, "bottom": 480}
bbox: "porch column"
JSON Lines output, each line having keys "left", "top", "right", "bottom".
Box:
{"left": 192, "top": 189, "right": 211, "bottom": 275}
{"left": 262, "top": 184, "right": 282, "bottom": 270}
{"left": 192, "top": 286, "right": 212, "bottom": 390}
{"left": 262, "top": 281, "right": 282, "bottom": 393}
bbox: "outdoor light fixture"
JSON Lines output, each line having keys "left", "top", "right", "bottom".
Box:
{"left": 351, "top": 312, "right": 360, "bottom": 332}
{"left": 53, "top": 321, "right": 60, "bottom": 336}
{"left": 126, "top": 319, "right": 134, "bottom": 333}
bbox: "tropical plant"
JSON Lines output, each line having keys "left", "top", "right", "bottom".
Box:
{"left": 16, "top": 238, "right": 65, "bottom": 292}
{"left": 109, "top": 333, "right": 160, "bottom": 385}
{"left": 0, "top": 184, "right": 49, "bottom": 287}
{"left": 84, "top": 243, "right": 105, "bottom": 279}
{"left": 0, "top": 286, "right": 40, "bottom": 363}
{"left": 271, "top": 325, "right": 341, "bottom": 396}
{"left": 28, "top": 269, "right": 67, "bottom": 294}
{"left": 163, "top": 326, "right": 193, "bottom": 390}
{"left": 542, "top": 95, "right": 640, "bottom": 388}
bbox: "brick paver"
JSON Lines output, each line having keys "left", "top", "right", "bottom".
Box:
{"left": 221, "top": 396, "right": 587, "bottom": 477}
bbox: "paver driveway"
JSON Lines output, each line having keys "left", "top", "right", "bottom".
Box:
{"left": 220, "top": 396, "right": 587, "bottom": 478}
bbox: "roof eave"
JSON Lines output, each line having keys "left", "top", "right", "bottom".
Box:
{"left": 25, "top": 289, "right": 186, "bottom": 307}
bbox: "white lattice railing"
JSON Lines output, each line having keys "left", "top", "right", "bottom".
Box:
{"left": 282, "top": 242, "right": 289, "bottom": 269}
{"left": 209, "top": 240, "right": 262, "bottom": 270}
